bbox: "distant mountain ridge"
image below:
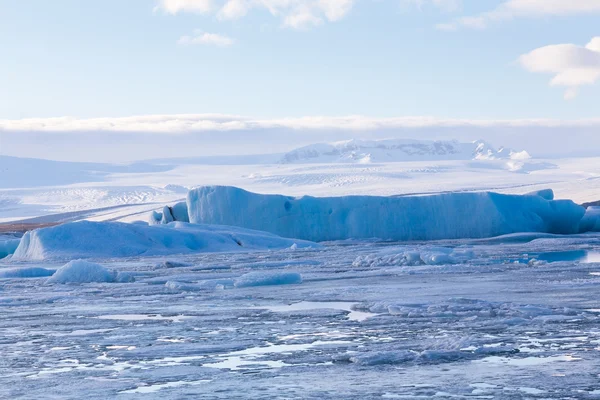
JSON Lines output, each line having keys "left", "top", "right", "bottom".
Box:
{"left": 280, "top": 139, "right": 530, "bottom": 164}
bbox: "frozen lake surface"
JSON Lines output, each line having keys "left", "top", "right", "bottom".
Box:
{"left": 2, "top": 233, "right": 600, "bottom": 398}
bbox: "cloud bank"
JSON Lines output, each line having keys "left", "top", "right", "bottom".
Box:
{"left": 2, "top": 114, "right": 600, "bottom": 133}
{"left": 157, "top": 0, "right": 355, "bottom": 29}
{"left": 2, "top": 114, "right": 599, "bottom": 162}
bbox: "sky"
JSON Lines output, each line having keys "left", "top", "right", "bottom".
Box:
{"left": 1, "top": 0, "right": 599, "bottom": 121}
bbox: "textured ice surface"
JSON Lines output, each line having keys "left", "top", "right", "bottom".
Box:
{"left": 1, "top": 232, "right": 600, "bottom": 398}
{"left": 187, "top": 186, "right": 585, "bottom": 241}
{"left": 11, "top": 220, "right": 318, "bottom": 260}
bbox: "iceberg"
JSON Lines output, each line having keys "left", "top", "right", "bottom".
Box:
{"left": 11, "top": 220, "right": 318, "bottom": 261}
{"left": 187, "top": 186, "right": 586, "bottom": 242}
{"left": 0, "top": 238, "right": 21, "bottom": 259}
{"left": 580, "top": 206, "right": 600, "bottom": 232}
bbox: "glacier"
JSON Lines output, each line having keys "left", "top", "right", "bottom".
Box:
{"left": 11, "top": 220, "right": 318, "bottom": 261}
{"left": 186, "top": 186, "right": 586, "bottom": 242}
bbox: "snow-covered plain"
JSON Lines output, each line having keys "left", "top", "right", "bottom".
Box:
{"left": 1, "top": 139, "right": 599, "bottom": 224}
{"left": 1, "top": 137, "right": 600, "bottom": 398}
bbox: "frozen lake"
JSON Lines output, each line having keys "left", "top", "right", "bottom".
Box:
{"left": 2, "top": 232, "right": 600, "bottom": 398}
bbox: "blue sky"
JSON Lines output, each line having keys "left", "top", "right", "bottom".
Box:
{"left": 1, "top": 0, "right": 599, "bottom": 120}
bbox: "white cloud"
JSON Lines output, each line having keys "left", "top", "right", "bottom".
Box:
{"left": 3, "top": 114, "right": 600, "bottom": 162}
{"left": 158, "top": 0, "right": 355, "bottom": 29}
{"left": 440, "top": 0, "right": 600, "bottom": 30}
{"left": 218, "top": 0, "right": 250, "bottom": 19}
{"left": 518, "top": 37, "right": 600, "bottom": 99}
{"left": 403, "top": 0, "right": 462, "bottom": 12}
{"left": 283, "top": 6, "right": 324, "bottom": 28}
{"left": 158, "top": 0, "right": 213, "bottom": 14}
{"left": 318, "top": 0, "right": 355, "bottom": 21}
{"left": 178, "top": 31, "right": 235, "bottom": 46}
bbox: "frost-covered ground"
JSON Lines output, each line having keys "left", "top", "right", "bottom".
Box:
{"left": 2, "top": 233, "right": 600, "bottom": 399}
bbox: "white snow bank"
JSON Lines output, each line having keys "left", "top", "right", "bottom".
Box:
{"left": 12, "top": 220, "right": 318, "bottom": 261}
{"left": 233, "top": 271, "right": 302, "bottom": 288}
{"left": 46, "top": 260, "right": 125, "bottom": 284}
{"left": 0, "top": 238, "right": 21, "bottom": 259}
{"left": 0, "top": 267, "right": 56, "bottom": 279}
{"left": 187, "top": 186, "right": 585, "bottom": 242}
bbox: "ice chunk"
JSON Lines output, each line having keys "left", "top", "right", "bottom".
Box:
{"left": 580, "top": 206, "right": 600, "bottom": 232}
{"left": 348, "top": 351, "right": 415, "bottom": 365}
{"left": 165, "top": 280, "right": 202, "bottom": 291}
{"left": 170, "top": 201, "right": 190, "bottom": 222}
{"left": 148, "top": 210, "right": 163, "bottom": 225}
{"left": 165, "top": 278, "right": 234, "bottom": 291}
{"left": 12, "top": 220, "right": 318, "bottom": 261}
{"left": 0, "top": 267, "right": 56, "bottom": 279}
{"left": 187, "top": 186, "right": 585, "bottom": 242}
{"left": 115, "top": 272, "right": 136, "bottom": 283}
{"left": 353, "top": 250, "right": 425, "bottom": 268}
{"left": 47, "top": 260, "right": 117, "bottom": 284}
{"left": 420, "top": 252, "right": 454, "bottom": 265}
{"left": 161, "top": 205, "right": 174, "bottom": 224}
{"left": 155, "top": 260, "right": 192, "bottom": 269}
{"left": 233, "top": 271, "right": 302, "bottom": 288}
{"left": 149, "top": 201, "right": 190, "bottom": 225}
{"left": 0, "top": 238, "right": 20, "bottom": 259}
